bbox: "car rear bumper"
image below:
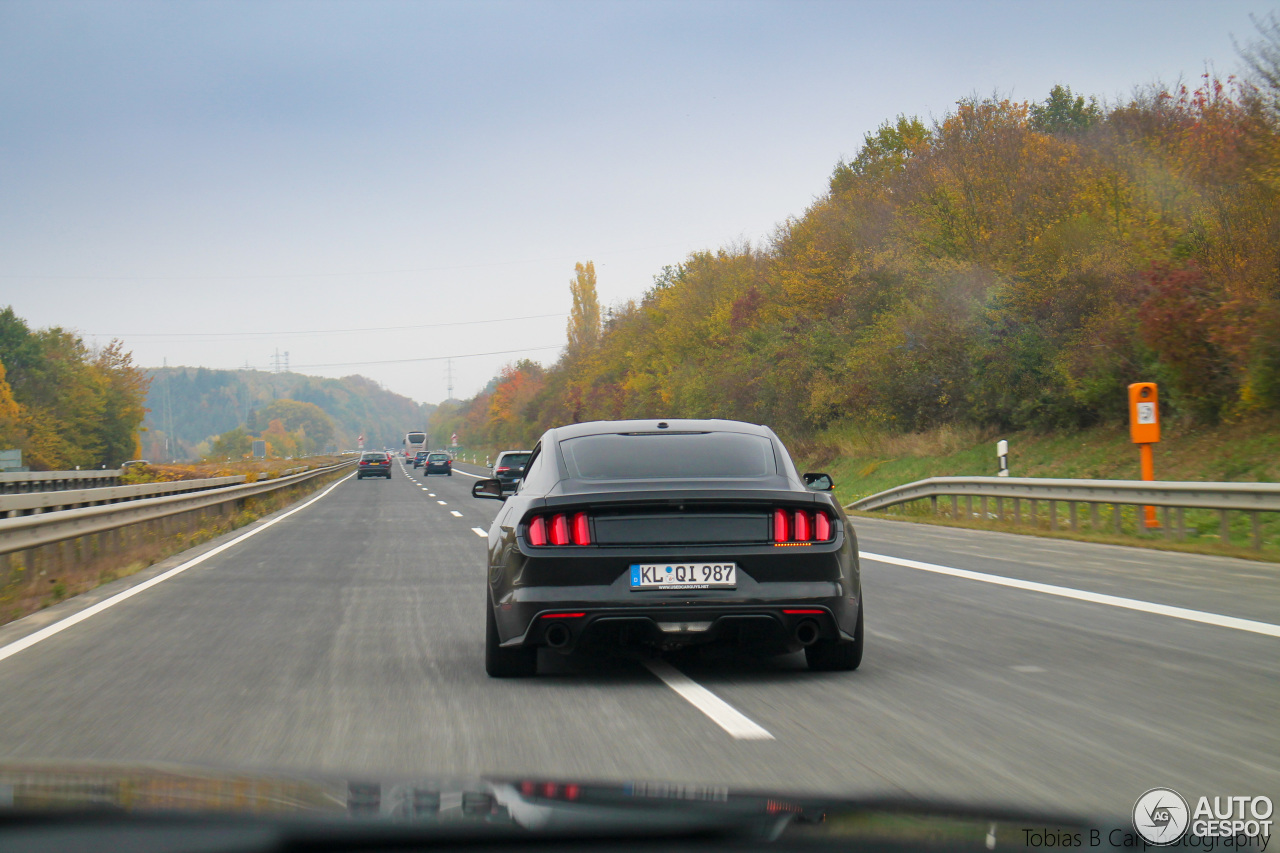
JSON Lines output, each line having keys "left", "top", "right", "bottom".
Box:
{"left": 493, "top": 583, "right": 858, "bottom": 655}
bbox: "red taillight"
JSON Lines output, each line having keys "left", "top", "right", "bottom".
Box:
{"left": 564, "top": 783, "right": 580, "bottom": 801}
{"left": 528, "top": 516, "right": 547, "bottom": 546}
{"left": 773, "top": 509, "right": 790, "bottom": 542}
{"left": 496, "top": 467, "right": 509, "bottom": 473}
{"left": 774, "top": 509, "right": 833, "bottom": 543}
{"left": 527, "top": 512, "right": 592, "bottom": 547}
{"left": 794, "top": 510, "right": 812, "bottom": 541}
{"left": 572, "top": 512, "right": 591, "bottom": 545}
{"left": 540, "top": 612, "right": 585, "bottom": 618}
{"left": 549, "top": 513, "right": 570, "bottom": 546}
{"left": 783, "top": 609, "right": 825, "bottom": 614}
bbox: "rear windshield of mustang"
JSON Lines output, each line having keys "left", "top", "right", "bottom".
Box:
{"left": 559, "top": 432, "right": 777, "bottom": 480}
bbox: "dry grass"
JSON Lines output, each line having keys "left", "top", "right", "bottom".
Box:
{"left": 120, "top": 455, "right": 349, "bottom": 484}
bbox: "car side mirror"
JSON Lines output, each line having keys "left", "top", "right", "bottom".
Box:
{"left": 472, "top": 478, "right": 506, "bottom": 500}
{"left": 803, "top": 472, "right": 834, "bottom": 492}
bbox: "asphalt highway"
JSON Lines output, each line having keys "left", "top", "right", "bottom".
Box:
{"left": 0, "top": 459, "right": 1275, "bottom": 818}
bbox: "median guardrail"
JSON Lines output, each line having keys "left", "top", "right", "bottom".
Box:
{"left": 0, "top": 470, "right": 123, "bottom": 494}
{"left": 0, "top": 476, "right": 248, "bottom": 518}
{"left": 847, "top": 477, "right": 1280, "bottom": 551}
{"left": 0, "top": 461, "right": 356, "bottom": 558}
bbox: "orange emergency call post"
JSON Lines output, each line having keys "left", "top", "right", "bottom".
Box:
{"left": 1127, "top": 383, "right": 1160, "bottom": 528}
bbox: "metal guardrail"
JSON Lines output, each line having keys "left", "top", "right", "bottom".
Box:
{"left": 0, "top": 470, "right": 123, "bottom": 493}
{"left": 0, "top": 476, "right": 248, "bottom": 518}
{"left": 0, "top": 461, "right": 356, "bottom": 557}
{"left": 847, "top": 476, "right": 1280, "bottom": 551}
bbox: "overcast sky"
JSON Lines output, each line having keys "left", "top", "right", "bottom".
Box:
{"left": 0, "top": 0, "right": 1270, "bottom": 405}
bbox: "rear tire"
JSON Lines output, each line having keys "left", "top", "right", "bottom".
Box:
{"left": 805, "top": 599, "right": 863, "bottom": 671}
{"left": 486, "top": 593, "right": 537, "bottom": 678}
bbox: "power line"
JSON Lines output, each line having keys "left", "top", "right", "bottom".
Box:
{"left": 3, "top": 242, "right": 687, "bottom": 281}
{"left": 89, "top": 312, "right": 567, "bottom": 339}
{"left": 288, "top": 344, "right": 564, "bottom": 370}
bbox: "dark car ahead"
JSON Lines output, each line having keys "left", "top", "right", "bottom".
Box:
{"left": 413, "top": 450, "right": 429, "bottom": 468}
{"left": 356, "top": 451, "right": 392, "bottom": 479}
{"left": 491, "top": 450, "right": 531, "bottom": 493}
{"left": 471, "top": 419, "right": 861, "bottom": 677}
{"left": 422, "top": 451, "right": 452, "bottom": 476}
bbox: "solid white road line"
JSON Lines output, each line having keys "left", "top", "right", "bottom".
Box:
{"left": 0, "top": 473, "right": 355, "bottom": 665}
{"left": 451, "top": 469, "right": 484, "bottom": 478}
{"left": 860, "top": 551, "right": 1280, "bottom": 639}
{"left": 471, "top": 527, "right": 487, "bottom": 537}
{"left": 450, "top": 510, "right": 463, "bottom": 518}
{"left": 643, "top": 660, "right": 773, "bottom": 740}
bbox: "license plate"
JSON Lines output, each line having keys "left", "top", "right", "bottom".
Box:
{"left": 630, "top": 563, "right": 736, "bottom": 590}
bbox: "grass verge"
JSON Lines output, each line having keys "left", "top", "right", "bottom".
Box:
{"left": 795, "top": 415, "right": 1280, "bottom": 562}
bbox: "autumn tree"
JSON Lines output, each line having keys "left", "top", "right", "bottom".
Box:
{"left": 0, "top": 307, "right": 151, "bottom": 468}
{"left": 94, "top": 340, "right": 151, "bottom": 464}
{"left": 0, "top": 361, "right": 26, "bottom": 452}
{"left": 567, "top": 261, "right": 601, "bottom": 357}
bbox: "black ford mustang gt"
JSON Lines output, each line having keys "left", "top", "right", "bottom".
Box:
{"left": 471, "top": 419, "right": 863, "bottom": 677}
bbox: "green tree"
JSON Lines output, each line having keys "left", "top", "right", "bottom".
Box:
{"left": 1237, "top": 12, "right": 1280, "bottom": 120}
{"left": 1030, "top": 84, "right": 1102, "bottom": 134}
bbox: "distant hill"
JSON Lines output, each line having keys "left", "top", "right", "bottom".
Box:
{"left": 141, "top": 367, "right": 433, "bottom": 460}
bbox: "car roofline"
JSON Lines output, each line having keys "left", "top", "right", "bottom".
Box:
{"left": 543, "top": 419, "right": 773, "bottom": 442}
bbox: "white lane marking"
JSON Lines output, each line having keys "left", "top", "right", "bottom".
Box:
{"left": 437, "top": 500, "right": 447, "bottom": 505}
{"left": 0, "top": 473, "right": 355, "bottom": 665}
{"left": 643, "top": 660, "right": 773, "bottom": 740}
{"left": 860, "top": 551, "right": 1280, "bottom": 639}
{"left": 452, "top": 468, "right": 484, "bottom": 478}
{"left": 471, "top": 527, "right": 487, "bottom": 537}
{"left": 450, "top": 510, "right": 463, "bottom": 518}
{"left": 428, "top": 493, "right": 436, "bottom": 497}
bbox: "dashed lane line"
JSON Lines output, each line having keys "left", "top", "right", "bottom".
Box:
{"left": 642, "top": 660, "right": 774, "bottom": 740}
{"left": 471, "top": 527, "right": 487, "bottom": 537}
{"left": 450, "top": 511, "right": 463, "bottom": 518}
